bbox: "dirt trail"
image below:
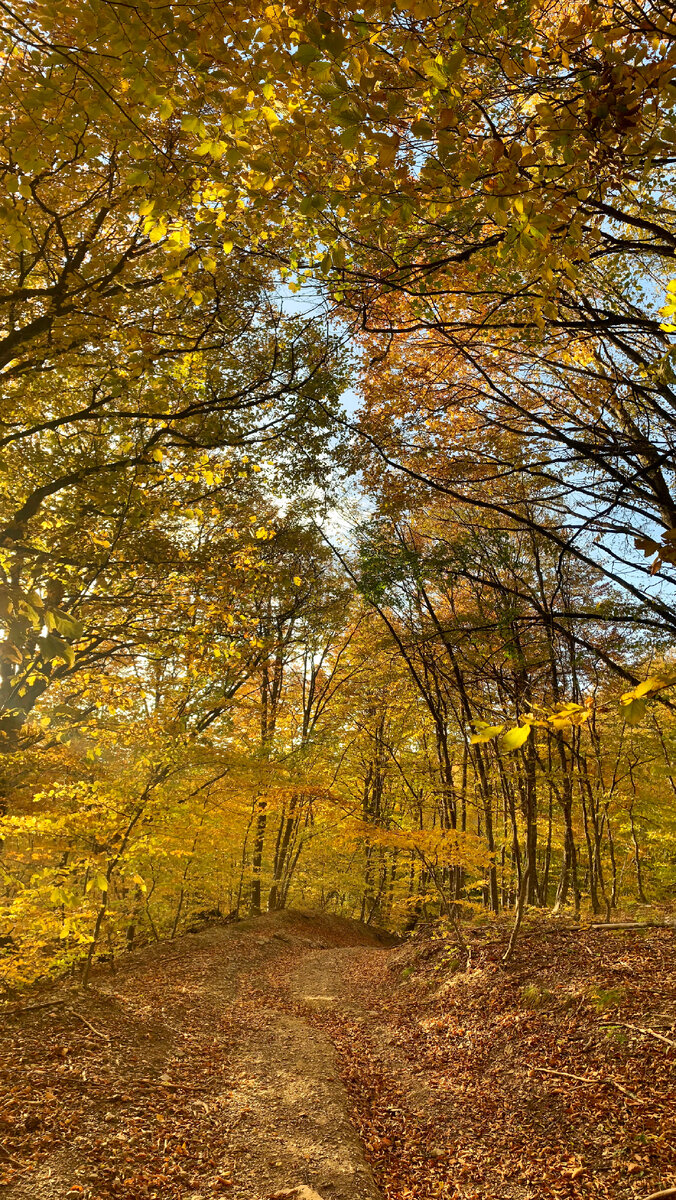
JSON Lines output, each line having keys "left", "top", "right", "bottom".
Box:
{"left": 228, "top": 944, "right": 386, "bottom": 1200}
{"left": 0, "top": 911, "right": 392, "bottom": 1200}
{"left": 5, "top": 913, "right": 673, "bottom": 1200}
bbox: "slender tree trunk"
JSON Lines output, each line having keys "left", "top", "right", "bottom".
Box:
{"left": 629, "top": 804, "right": 647, "bottom": 903}
{"left": 540, "top": 782, "right": 553, "bottom": 906}
{"left": 249, "top": 799, "right": 267, "bottom": 916}
{"left": 554, "top": 799, "right": 580, "bottom": 918}
{"left": 605, "top": 807, "right": 618, "bottom": 908}
{"left": 523, "top": 736, "right": 539, "bottom": 905}
{"left": 503, "top": 863, "right": 531, "bottom": 964}
{"left": 580, "top": 784, "right": 601, "bottom": 915}
{"left": 269, "top": 797, "right": 301, "bottom": 911}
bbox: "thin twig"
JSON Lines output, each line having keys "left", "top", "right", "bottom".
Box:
{"left": 587, "top": 922, "right": 674, "bottom": 931}
{"left": 68, "top": 1009, "right": 109, "bottom": 1040}
{"left": 600, "top": 1022, "right": 676, "bottom": 1049}
{"left": 0, "top": 1145, "right": 23, "bottom": 1168}
{"left": 502, "top": 864, "right": 530, "bottom": 964}
{"left": 132, "top": 1077, "right": 207, "bottom": 1093}
{"left": 532, "top": 1065, "right": 598, "bottom": 1084}
{"left": 531, "top": 1065, "right": 640, "bottom": 1100}
{"left": 1, "top": 999, "right": 67, "bottom": 1016}
{"left": 156, "top": 1082, "right": 208, "bottom": 1093}
{"left": 642, "top": 1188, "right": 676, "bottom": 1200}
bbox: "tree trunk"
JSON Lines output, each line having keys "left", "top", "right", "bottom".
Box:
{"left": 250, "top": 800, "right": 267, "bottom": 916}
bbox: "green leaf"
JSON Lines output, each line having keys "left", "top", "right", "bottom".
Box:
{"left": 294, "top": 44, "right": 322, "bottom": 65}
{"left": 50, "top": 609, "right": 84, "bottom": 639}
{"left": 0, "top": 640, "right": 23, "bottom": 665}
{"left": 339, "top": 127, "right": 359, "bottom": 149}
{"left": 411, "top": 119, "right": 435, "bottom": 139}
{"left": 17, "top": 599, "right": 41, "bottom": 628}
{"left": 127, "top": 169, "right": 150, "bottom": 187}
{"left": 422, "top": 58, "right": 448, "bottom": 87}
{"left": 39, "top": 634, "right": 75, "bottom": 668}
{"left": 61, "top": 642, "right": 75, "bottom": 669}
{"left": 323, "top": 31, "right": 346, "bottom": 58}
{"left": 620, "top": 697, "right": 647, "bottom": 725}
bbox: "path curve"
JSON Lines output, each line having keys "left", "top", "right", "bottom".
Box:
{"left": 1, "top": 912, "right": 390, "bottom": 1200}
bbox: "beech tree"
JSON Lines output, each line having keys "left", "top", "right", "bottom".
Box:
{"left": 2, "top": 0, "right": 676, "bottom": 992}
{"left": 258, "top": 0, "right": 676, "bottom": 636}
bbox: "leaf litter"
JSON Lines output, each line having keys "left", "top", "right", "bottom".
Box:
{"left": 0, "top": 914, "right": 674, "bottom": 1200}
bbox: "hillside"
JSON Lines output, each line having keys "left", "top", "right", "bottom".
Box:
{"left": 1, "top": 913, "right": 674, "bottom": 1200}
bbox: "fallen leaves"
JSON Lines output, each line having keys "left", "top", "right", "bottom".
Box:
{"left": 1, "top": 916, "right": 674, "bottom": 1200}
{"left": 290, "top": 922, "right": 676, "bottom": 1200}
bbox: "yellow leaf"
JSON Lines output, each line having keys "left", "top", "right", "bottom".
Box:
{"left": 470, "top": 724, "right": 504, "bottom": 744}
{"left": 549, "top": 714, "right": 572, "bottom": 730}
{"left": 631, "top": 676, "right": 667, "bottom": 699}
{"left": 500, "top": 724, "right": 531, "bottom": 752}
{"left": 569, "top": 709, "right": 591, "bottom": 727}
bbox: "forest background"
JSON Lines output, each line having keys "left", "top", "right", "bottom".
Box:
{"left": 2, "top": 0, "right": 676, "bottom": 990}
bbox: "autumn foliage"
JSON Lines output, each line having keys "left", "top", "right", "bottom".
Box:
{"left": 0, "top": 0, "right": 675, "bottom": 997}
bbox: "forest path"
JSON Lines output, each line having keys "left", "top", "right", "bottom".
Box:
{"left": 1, "top": 911, "right": 395, "bottom": 1200}
{"left": 216, "top": 939, "right": 389, "bottom": 1200}
{"left": 4, "top": 914, "right": 675, "bottom": 1200}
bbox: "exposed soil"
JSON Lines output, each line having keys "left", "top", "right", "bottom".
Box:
{"left": 0, "top": 912, "right": 674, "bottom": 1200}
{"left": 0, "top": 911, "right": 389, "bottom": 1200}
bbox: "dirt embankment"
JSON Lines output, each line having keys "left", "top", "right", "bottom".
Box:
{"left": 312, "top": 921, "right": 676, "bottom": 1200}
{"left": 1, "top": 912, "right": 675, "bottom": 1200}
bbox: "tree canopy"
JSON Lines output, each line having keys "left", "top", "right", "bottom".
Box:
{"left": 2, "top": 0, "right": 676, "bottom": 992}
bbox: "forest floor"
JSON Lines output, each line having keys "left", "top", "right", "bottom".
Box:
{"left": 0, "top": 910, "right": 674, "bottom": 1200}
